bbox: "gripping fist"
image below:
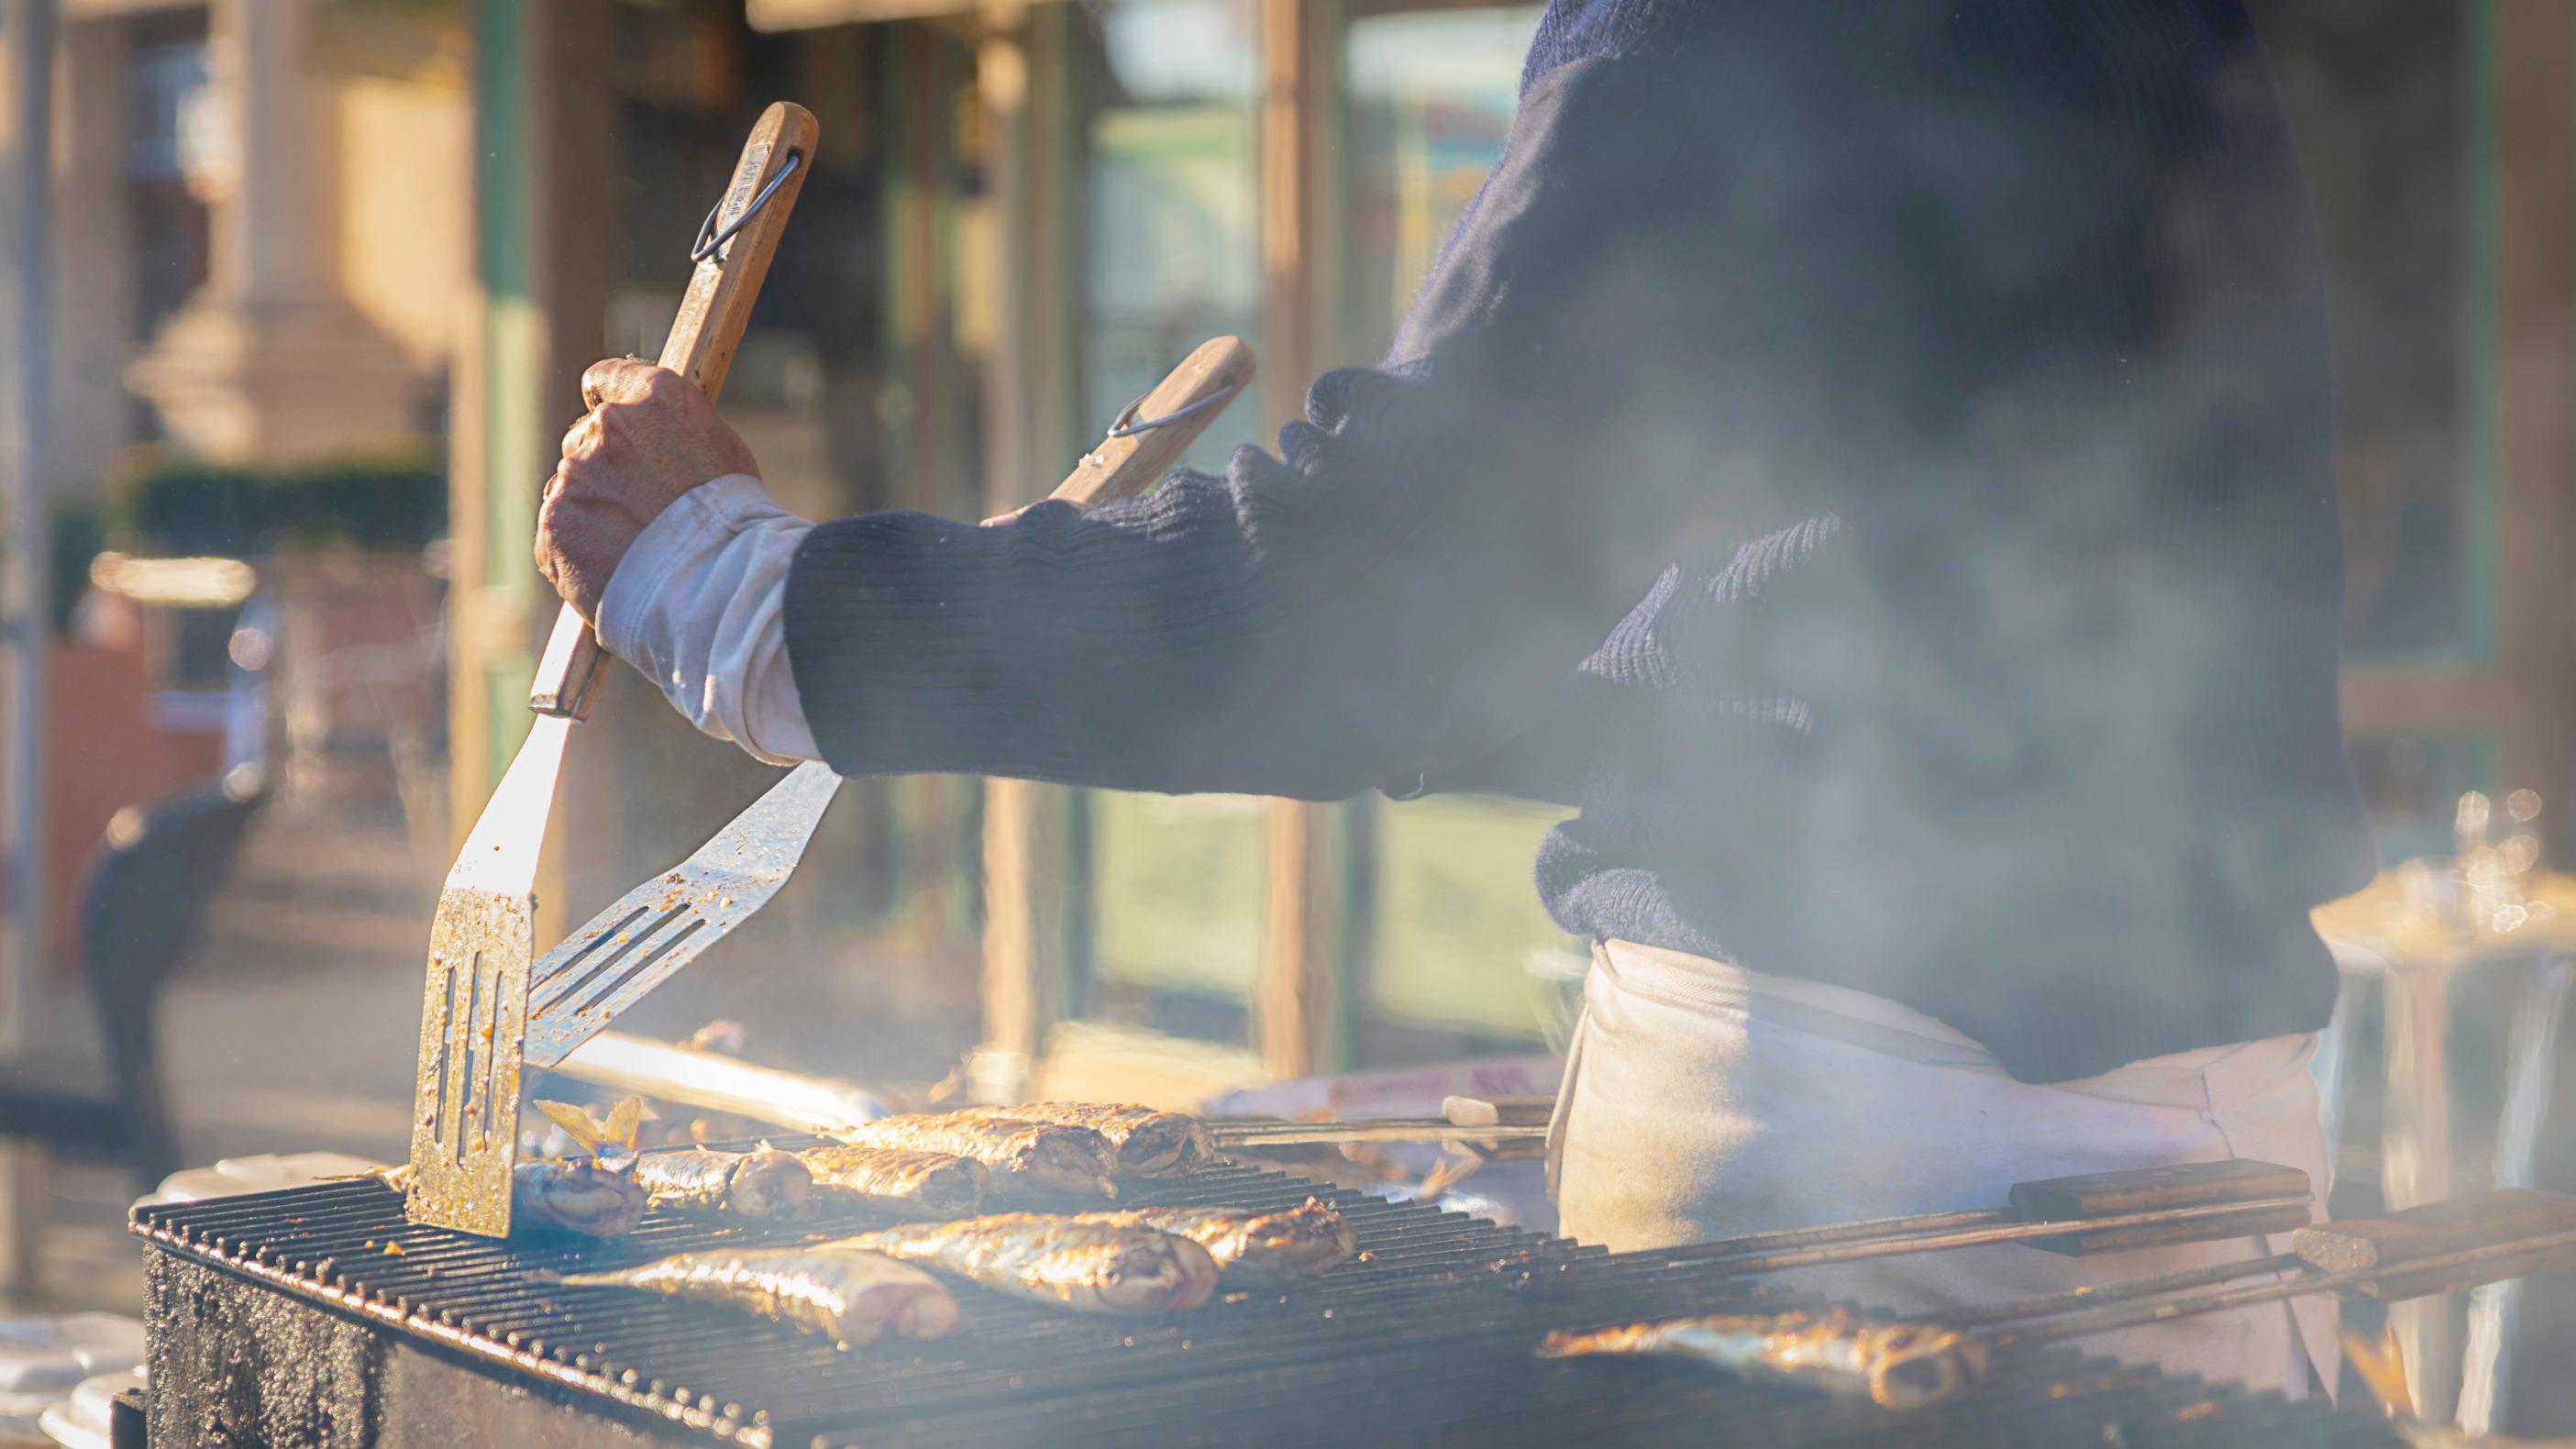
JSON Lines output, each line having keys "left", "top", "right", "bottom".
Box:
{"left": 536, "top": 358, "right": 759, "bottom": 618}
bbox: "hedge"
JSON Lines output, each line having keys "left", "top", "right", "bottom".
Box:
{"left": 107, "top": 445, "right": 446, "bottom": 558}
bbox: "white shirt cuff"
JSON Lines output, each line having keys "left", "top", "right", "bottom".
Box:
{"left": 593, "top": 473, "right": 820, "bottom": 765}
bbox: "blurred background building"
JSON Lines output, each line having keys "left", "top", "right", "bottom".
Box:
{"left": 0, "top": 0, "right": 2573, "bottom": 1432}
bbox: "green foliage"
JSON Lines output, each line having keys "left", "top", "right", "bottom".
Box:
{"left": 107, "top": 445, "right": 446, "bottom": 557}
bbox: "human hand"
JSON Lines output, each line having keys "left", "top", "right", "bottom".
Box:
{"left": 536, "top": 358, "right": 760, "bottom": 618}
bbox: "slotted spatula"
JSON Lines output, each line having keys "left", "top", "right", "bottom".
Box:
{"left": 518, "top": 334, "right": 1257, "bottom": 1070}
{"left": 406, "top": 103, "right": 820, "bottom": 1237}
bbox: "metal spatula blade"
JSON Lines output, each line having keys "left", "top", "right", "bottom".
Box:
{"left": 404, "top": 713, "right": 569, "bottom": 1235}
{"left": 523, "top": 759, "right": 839, "bottom": 1067}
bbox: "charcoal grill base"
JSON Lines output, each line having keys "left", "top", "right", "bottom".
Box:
{"left": 148, "top": 1253, "right": 666, "bottom": 1449}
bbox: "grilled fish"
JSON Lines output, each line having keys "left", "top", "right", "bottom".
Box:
{"left": 801, "top": 1144, "right": 988, "bottom": 1220}
{"left": 846, "top": 1212, "right": 1220, "bottom": 1314}
{"left": 563, "top": 1242, "right": 957, "bottom": 1347}
{"left": 635, "top": 1145, "right": 813, "bottom": 1220}
{"left": 1537, "top": 1308, "right": 1988, "bottom": 1410}
{"left": 832, "top": 1114, "right": 1113, "bottom": 1201}
{"left": 957, "top": 1103, "right": 1214, "bottom": 1178}
{"left": 1073, "top": 1199, "right": 1353, "bottom": 1285}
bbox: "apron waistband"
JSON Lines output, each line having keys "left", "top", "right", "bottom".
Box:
{"left": 1592, "top": 937, "right": 1999, "bottom": 1070}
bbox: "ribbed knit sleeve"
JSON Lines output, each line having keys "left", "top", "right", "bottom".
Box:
{"left": 785, "top": 51, "right": 1743, "bottom": 798}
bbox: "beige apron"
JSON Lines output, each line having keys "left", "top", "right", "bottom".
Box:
{"left": 1548, "top": 937, "right": 2336, "bottom": 1399}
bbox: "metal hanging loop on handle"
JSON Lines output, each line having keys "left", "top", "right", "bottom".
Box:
{"left": 690, "top": 150, "right": 806, "bottom": 264}
{"left": 1103, "top": 376, "right": 1240, "bottom": 439}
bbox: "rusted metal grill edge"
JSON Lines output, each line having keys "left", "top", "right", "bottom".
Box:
{"left": 135, "top": 1208, "right": 768, "bottom": 1445}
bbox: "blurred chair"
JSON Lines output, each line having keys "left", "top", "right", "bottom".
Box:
{"left": 0, "top": 766, "right": 267, "bottom": 1188}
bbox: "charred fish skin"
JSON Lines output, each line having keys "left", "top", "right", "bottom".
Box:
{"left": 636, "top": 1145, "right": 814, "bottom": 1219}
{"left": 832, "top": 1114, "right": 1114, "bottom": 1201}
{"left": 1074, "top": 1199, "right": 1354, "bottom": 1285}
{"left": 632, "top": 1148, "right": 735, "bottom": 1211}
{"left": 632, "top": 1148, "right": 733, "bottom": 1210}
{"left": 800, "top": 1144, "right": 989, "bottom": 1220}
{"left": 564, "top": 1243, "right": 958, "bottom": 1347}
{"left": 1537, "top": 1308, "right": 1986, "bottom": 1411}
{"left": 958, "top": 1103, "right": 1214, "bottom": 1178}
{"left": 847, "top": 1212, "right": 1221, "bottom": 1314}
{"left": 726, "top": 1145, "right": 815, "bottom": 1219}
{"left": 509, "top": 1157, "right": 648, "bottom": 1238}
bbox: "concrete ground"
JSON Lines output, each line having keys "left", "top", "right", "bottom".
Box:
{"left": 12, "top": 792, "right": 432, "bottom": 1316}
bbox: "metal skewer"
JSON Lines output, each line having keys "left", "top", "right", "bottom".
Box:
{"left": 1651, "top": 1196, "right": 2316, "bottom": 1276}
{"left": 1906, "top": 1252, "right": 2305, "bottom": 1328}
{"left": 1868, "top": 1192, "right": 2576, "bottom": 1339}
{"left": 2009, "top": 1224, "right": 2576, "bottom": 1344}
{"left": 1211, "top": 1120, "right": 1549, "bottom": 1147}
{"left": 1581, "top": 1161, "right": 2316, "bottom": 1274}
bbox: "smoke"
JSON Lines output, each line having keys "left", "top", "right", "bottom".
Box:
{"left": 1429, "top": 3, "right": 2388, "bottom": 1077}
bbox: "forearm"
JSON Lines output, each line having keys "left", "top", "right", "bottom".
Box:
{"left": 785, "top": 475, "right": 1393, "bottom": 797}
{"left": 784, "top": 354, "right": 1694, "bottom": 797}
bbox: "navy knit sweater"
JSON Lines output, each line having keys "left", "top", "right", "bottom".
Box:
{"left": 786, "top": 0, "right": 2379, "bottom": 1082}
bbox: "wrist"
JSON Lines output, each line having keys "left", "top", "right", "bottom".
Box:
{"left": 591, "top": 473, "right": 817, "bottom": 762}
{"left": 595, "top": 474, "right": 782, "bottom": 662}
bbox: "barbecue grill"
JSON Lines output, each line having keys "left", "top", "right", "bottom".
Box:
{"left": 135, "top": 1151, "right": 2409, "bottom": 1448}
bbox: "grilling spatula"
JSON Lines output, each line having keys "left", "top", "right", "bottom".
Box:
{"left": 518, "top": 334, "right": 1257, "bottom": 1070}
{"left": 406, "top": 103, "right": 821, "bottom": 1236}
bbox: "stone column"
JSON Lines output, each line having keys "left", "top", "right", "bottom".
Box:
{"left": 127, "top": 0, "right": 420, "bottom": 462}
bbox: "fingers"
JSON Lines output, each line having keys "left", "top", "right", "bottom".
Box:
{"left": 580, "top": 356, "right": 669, "bottom": 409}
{"left": 560, "top": 412, "right": 600, "bottom": 460}
{"left": 534, "top": 492, "right": 558, "bottom": 585}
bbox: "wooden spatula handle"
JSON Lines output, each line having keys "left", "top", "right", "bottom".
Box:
{"left": 981, "top": 336, "right": 1257, "bottom": 525}
{"left": 1050, "top": 335, "right": 1255, "bottom": 505}
{"left": 531, "top": 101, "right": 823, "bottom": 720}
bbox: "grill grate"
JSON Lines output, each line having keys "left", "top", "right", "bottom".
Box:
{"left": 134, "top": 1148, "right": 2405, "bottom": 1448}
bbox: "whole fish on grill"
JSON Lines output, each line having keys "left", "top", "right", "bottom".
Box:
{"left": 1537, "top": 1307, "right": 1989, "bottom": 1410}
{"left": 562, "top": 1242, "right": 958, "bottom": 1347}
{"left": 800, "top": 1144, "right": 988, "bottom": 1220}
{"left": 831, "top": 1113, "right": 1113, "bottom": 1201}
{"left": 1072, "top": 1199, "right": 1353, "bottom": 1285}
{"left": 635, "top": 1145, "right": 813, "bottom": 1219}
{"left": 846, "top": 1212, "right": 1219, "bottom": 1313}
{"left": 955, "top": 1103, "right": 1213, "bottom": 1178}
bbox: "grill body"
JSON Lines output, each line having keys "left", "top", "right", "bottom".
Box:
{"left": 135, "top": 1156, "right": 2405, "bottom": 1448}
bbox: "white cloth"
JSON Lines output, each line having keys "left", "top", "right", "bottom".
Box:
{"left": 593, "top": 473, "right": 820, "bottom": 764}
{"left": 1548, "top": 937, "right": 2337, "bottom": 1399}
